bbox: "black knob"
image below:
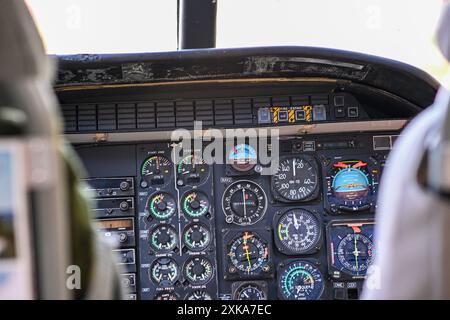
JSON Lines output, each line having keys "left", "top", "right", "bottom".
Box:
{"left": 120, "top": 181, "right": 130, "bottom": 191}
{"left": 119, "top": 201, "right": 130, "bottom": 211}
{"left": 119, "top": 233, "right": 128, "bottom": 243}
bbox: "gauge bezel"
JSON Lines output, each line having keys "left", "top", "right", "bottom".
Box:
{"left": 182, "top": 223, "right": 212, "bottom": 252}
{"left": 222, "top": 228, "right": 274, "bottom": 280}
{"left": 146, "top": 191, "right": 177, "bottom": 221}
{"left": 231, "top": 281, "right": 268, "bottom": 300}
{"left": 221, "top": 180, "right": 268, "bottom": 226}
{"left": 277, "top": 259, "right": 325, "bottom": 300}
{"left": 324, "top": 156, "right": 379, "bottom": 214}
{"left": 148, "top": 224, "right": 178, "bottom": 254}
{"left": 272, "top": 208, "right": 323, "bottom": 255}
{"left": 176, "top": 152, "right": 211, "bottom": 186}
{"left": 181, "top": 190, "right": 210, "bottom": 219}
{"left": 325, "top": 219, "right": 375, "bottom": 280}
{"left": 183, "top": 256, "right": 215, "bottom": 286}
{"left": 271, "top": 155, "right": 320, "bottom": 203}
{"left": 149, "top": 257, "right": 180, "bottom": 287}
{"left": 140, "top": 154, "right": 173, "bottom": 189}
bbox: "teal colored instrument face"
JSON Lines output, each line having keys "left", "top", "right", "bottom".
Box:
{"left": 149, "top": 224, "right": 177, "bottom": 253}
{"left": 279, "top": 260, "right": 324, "bottom": 300}
{"left": 181, "top": 191, "right": 210, "bottom": 218}
{"left": 148, "top": 192, "right": 176, "bottom": 220}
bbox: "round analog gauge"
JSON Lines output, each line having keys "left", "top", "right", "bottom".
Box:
{"left": 181, "top": 191, "right": 210, "bottom": 218}
{"left": 184, "top": 257, "right": 214, "bottom": 285}
{"left": 272, "top": 156, "right": 318, "bottom": 201}
{"left": 183, "top": 223, "right": 211, "bottom": 252}
{"left": 149, "top": 224, "right": 178, "bottom": 253}
{"left": 222, "top": 180, "right": 267, "bottom": 226}
{"left": 278, "top": 260, "right": 324, "bottom": 300}
{"left": 177, "top": 153, "right": 209, "bottom": 186}
{"left": 141, "top": 155, "right": 172, "bottom": 188}
{"left": 233, "top": 283, "right": 267, "bottom": 300}
{"left": 150, "top": 258, "right": 179, "bottom": 287}
{"left": 186, "top": 290, "right": 212, "bottom": 300}
{"left": 154, "top": 292, "right": 178, "bottom": 300}
{"left": 228, "top": 231, "right": 269, "bottom": 275}
{"left": 337, "top": 233, "right": 374, "bottom": 275}
{"left": 275, "top": 209, "right": 321, "bottom": 254}
{"left": 228, "top": 144, "right": 257, "bottom": 172}
{"left": 147, "top": 192, "right": 176, "bottom": 220}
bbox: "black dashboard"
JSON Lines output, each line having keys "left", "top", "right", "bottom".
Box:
{"left": 55, "top": 46, "right": 439, "bottom": 300}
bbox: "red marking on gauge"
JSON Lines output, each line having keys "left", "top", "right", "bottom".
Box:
{"left": 352, "top": 161, "right": 368, "bottom": 169}
{"left": 351, "top": 226, "right": 362, "bottom": 233}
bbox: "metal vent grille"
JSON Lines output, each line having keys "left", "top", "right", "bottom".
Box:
{"left": 61, "top": 94, "right": 329, "bottom": 133}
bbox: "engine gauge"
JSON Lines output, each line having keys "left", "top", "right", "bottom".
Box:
{"left": 327, "top": 220, "right": 375, "bottom": 279}
{"left": 181, "top": 191, "right": 210, "bottom": 219}
{"left": 186, "top": 290, "right": 212, "bottom": 300}
{"left": 278, "top": 260, "right": 324, "bottom": 300}
{"left": 232, "top": 282, "right": 267, "bottom": 300}
{"left": 184, "top": 257, "right": 214, "bottom": 285}
{"left": 183, "top": 223, "right": 211, "bottom": 252}
{"left": 326, "top": 159, "right": 378, "bottom": 213}
{"left": 150, "top": 258, "right": 179, "bottom": 287}
{"left": 272, "top": 156, "right": 319, "bottom": 202}
{"left": 154, "top": 292, "right": 179, "bottom": 300}
{"left": 147, "top": 192, "right": 176, "bottom": 220}
{"left": 141, "top": 155, "right": 172, "bottom": 188}
{"left": 274, "top": 209, "right": 321, "bottom": 255}
{"left": 177, "top": 153, "right": 209, "bottom": 186}
{"left": 228, "top": 144, "right": 257, "bottom": 172}
{"left": 227, "top": 231, "right": 270, "bottom": 275}
{"left": 149, "top": 224, "right": 178, "bottom": 253}
{"left": 222, "top": 180, "right": 267, "bottom": 226}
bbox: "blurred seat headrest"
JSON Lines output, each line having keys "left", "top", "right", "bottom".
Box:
{"left": 0, "top": 0, "right": 48, "bottom": 81}
{"left": 437, "top": 3, "right": 450, "bottom": 62}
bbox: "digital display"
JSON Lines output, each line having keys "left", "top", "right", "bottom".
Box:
{"left": 0, "top": 152, "right": 16, "bottom": 259}
{"left": 95, "top": 218, "right": 133, "bottom": 230}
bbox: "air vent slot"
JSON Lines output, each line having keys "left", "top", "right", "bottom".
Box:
{"left": 137, "top": 102, "right": 156, "bottom": 129}
{"left": 97, "top": 104, "right": 117, "bottom": 131}
{"left": 195, "top": 100, "right": 214, "bottom": 126}
{"left": 214, "top": 99, "right": 233, "bottom": 125}
{"left": 156, "top": 102, "right": 175, "bottom": 128}
{"left": 62, "top": 104, "right": 77, "bottom": 132}
{"left": 77, "top": 104, "right": 97, "bottom": 131}
{"left": 176, "top": 101, "right": 194, "bottom": 127}
{"left": 117, "top": 103, "right": 136, "bottom": 130}
{"left": 233, "top": 98, "right": 253, "bottom": 124}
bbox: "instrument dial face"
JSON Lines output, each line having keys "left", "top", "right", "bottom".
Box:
{"left": 331, "top": 161, "right": 370, "bottom": 201}
{"left": 276, "top": 209, "right": 321, "bottom": 254}
{"left": 177, "top": 154, "right": 209, "bottom": 186}
{"left": 228, "top": 232, "right": 269, "bottom": 275}
{"left": 141, "top": 155, "right": 172, "bottom": 187}
{"left": 147, "top": 192, "right": 176, "bottom": 220}
{"left": 149, "top": 225, "right": 178, "bottom": 253}
{"left": 150, "top": 258, "right": 179, "bottom": 287}
{"left": 222, "top": 180, "right": 267, "bottom": 226}
{"left": 272, "top": 157, "right": 318, "bottom": 201}
{"left": 184, "top": 257, "right": 214, "bottom": 285}
{"left": 183, "top": 223, "right": 211, "bottom": 252}
{"left": 233, "top": 283, "right": 267, "bottom": 300}
{"left": 186, "top": 290, "right": 212, "bottom": 300}
{"left": 278, "top": 260, "right": 324, "bottom": 300}
{"left": 328, "top": 221, "right": 375, "bottom": 278}
{"left": 181, "top": 191, "right": 210, "bottom": 218}
{"left": 228, "top": 144, "right": 257, "bottom": 172}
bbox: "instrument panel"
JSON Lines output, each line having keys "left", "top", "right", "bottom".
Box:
{"left": 80, "top": 132, "right": 395, "bottom": 300}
